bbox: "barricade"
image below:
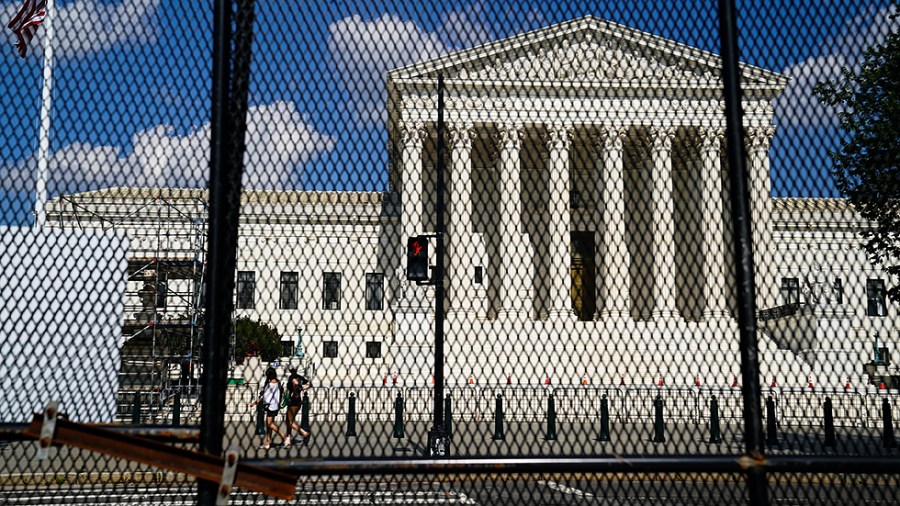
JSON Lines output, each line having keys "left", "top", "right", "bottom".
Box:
{"left": 553, "top": 386, "right": 623, "bottom": 423}
{"left": 621, "top": 387, "right": 698, "bottom": 424}
{"left": 402, "top": 386, "right": 436, "bottom": 422}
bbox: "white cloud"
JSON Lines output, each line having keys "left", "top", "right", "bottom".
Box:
{"left": 1, "top": 0, "right": 162, "bottom": 59}
{"left": 0, "top": 101, "right": 335, "bottom": 193}
{"left": 774, "top": 4, "right": 899, "bottom": 128}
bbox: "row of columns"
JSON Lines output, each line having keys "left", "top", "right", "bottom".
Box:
{"left": 399, "top": 120, "right": 773, "bottom": 322}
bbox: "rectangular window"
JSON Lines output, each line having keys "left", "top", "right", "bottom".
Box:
{"left": 474, "top": 266, "right": 483, "bottom": 284}
{"left": 323, "top": 340, "right": 338, "bottom": 358}
{"left": 833, "top": 278, "right": 844, "bottom": 305}
{"left": 365, "top": 273, "right": 384, "bottom": 311}
{"left": 867, "top": 279, "right": 887, "bottom": 317}
{"left": 279, "top": 271, "right": 299, "bottom": 310}
{"left": 323, "top": 272, "right": 342, "bottom": 310}
{"left": 366, "top": 341, "right": 382, "bottom": 359}
{"left": 780, "top": 277, "right": 800, "bottom": 305}
{"left": 236, "top": 271, "right": 256, "bottom": 310}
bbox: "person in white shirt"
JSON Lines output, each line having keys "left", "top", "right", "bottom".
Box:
{"left": 249, "top": 367, "right": 288, "bottom": 449}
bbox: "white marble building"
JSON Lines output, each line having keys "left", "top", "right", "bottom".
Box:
{"left": 47, "top": 17, "right": 897, "bottom": 389}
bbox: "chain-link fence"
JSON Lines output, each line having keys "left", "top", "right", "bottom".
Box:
{"left": 2, "top": 0, "right": 899, "bottom": 504}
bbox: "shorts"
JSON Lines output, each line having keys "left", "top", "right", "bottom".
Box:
{"left": 266, "top": 409, "right": 279, "bottom": 418}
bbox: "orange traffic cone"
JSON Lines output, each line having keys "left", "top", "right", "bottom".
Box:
{"left": 657, "top": 375, "right": 664, "bottom": 386}
{"left": 770, "top": 377, "right": 777, "bottom": 388}
{"left": 430, "top": 374, "right": 435, "bottom": 385}
{"left": 582, "top": 374, "right": 589, "bottom": 385}
{"left": 880, "top": 381, "right": 887, "bottom": 390}
{"left": 392, "top": 372, "right": 398, "bottom": 385}
{"left": 544, "top": 374, "right": 551, "bottom": 385}
{"left": 695, "top": 376, "right": 701, "bottom": 387}
{"left": 808, "top": 376, "right": 814, "bottom": 389}
{"left": 620, "top": 374, "right": 625, "bottom": 385}
{"left": 844, "top": 377, "right": 851, "bottom": 390}
{"left": 507, "top": 375, "right": 512, "bottom": 385}
{"left": 731, "top": 377, "right": 738, "bottom": 388}
{"left": 468, "top": 374, "right": 475, "bottom": 385}
{"left": 382, "top": 373, "right": 387, "bottom": 386}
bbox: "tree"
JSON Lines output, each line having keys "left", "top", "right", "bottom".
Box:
{"left": 814, "top": 14, "right": 900, "bottom": 302}
{"left": 232, "top": 316, "right": 284, "bottom": 363}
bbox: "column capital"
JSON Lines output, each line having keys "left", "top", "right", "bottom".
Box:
{"left": 398, "top": 121, "right": 428, "bottom": 147}
{"left": 494, "top": 122, "right": 523, "bottom": 150}
{"left": 449, "top": 122, "right": 476, "bottom": 150}
{"left": 747, "top": 126, "right": 776, "bottom": 151}
{"left": 650, "top": 126, "right": 676, "bottom": 152}
{"left": 591, "top": 126, "right": 628, "bottom": 153}
{"left": 544, "top": 123, "right": 572, "bottom": 153}
{"left": 698, "top": 127, "right": 725, "bottom": 151}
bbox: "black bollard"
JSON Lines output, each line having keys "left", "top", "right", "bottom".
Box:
{"left": 597, "top": 394, "right": 610, "bottom": 442}
{"left": 445, "top": 393, "right": 453, "bottom": 437}
{"left": 131, "top": 392, "right": 141, "bottom": 424}
{"left": 255, "top": 399, "right": 265, "bottom": 435}
{"left": 652, "top": 394, "right": 666, "bottom": 443}
{"left": 823, "top": 397, "right": 836, "bottom": 448}
{"left": 765, "top": 396, "right": 779, "bottom": 446}
{"left": 544, "top": 393, "right": 557, "bottom": 441}
{"left": 300, "top": 392, "right": 311, "bottom": 432}
{"left": 346, "top": 393, "right": 357, "bottom": 437}
{"left": 882, "top": 398, "right": 897, "bottom": 449}
{"left": 392, "top": 392, "right": 404, "bottom": 439}
{"left": 493, "top": 394, "right": 505, "bottom": 440}
{"left": 172, "top": 392, "right": 181, "bottom": 427}
{"left": 709, "top": 395, "right": 722, "bottom": 444}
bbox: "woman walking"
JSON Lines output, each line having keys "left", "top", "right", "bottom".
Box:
{"left": 249, "top": 367, "right": 288, "bottom": 449}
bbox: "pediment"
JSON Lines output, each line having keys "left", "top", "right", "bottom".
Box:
{"left": 389, "top": 16, "right": 787, "bottom": 90}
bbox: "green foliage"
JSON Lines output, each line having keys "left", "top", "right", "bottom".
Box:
{"left": 233, "top": 316, "right": 283, "bottom": 362}
{"left": 815, "top": 13, "right": 900, "bottom": 301}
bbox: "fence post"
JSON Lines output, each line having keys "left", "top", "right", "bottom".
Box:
{"left": 131, "top": 392, "right": 141, "bottom": 424}
{"left": 346, "top": 392, "right": 357, "bottom": 437}
{"left": 492, "top": 394, "right": 504, "bottom": 440}
{"left": 393, "top": 392, "right": 404, "bottom": 439}
{"left": 765, "top": 395, "right": 779, "bottom": 446}
{"left": 882, "top": 398, "right": 896, "bottom": 449}
{"left": 823, "top": 396, "right": 836, "bottom": 448}
{"left": 172, "top": 392, "right": 181, "bottom": 427}
{"left": 597, "top": 394, "right": 610, "bottom": 442}
{"left": 444, "top": 393, "right": 452, "bottom": 437}
{"left": 300, "top": 392, "right": 310, "bottom": 433}
{"left": 652, "top": 394, "right": 666, "bottom": 443}
{"left": 544, "top": 393, "right": 557, "bottom": 441}
{"left": 709, "top": 395, "right": 722, "bottom": 444}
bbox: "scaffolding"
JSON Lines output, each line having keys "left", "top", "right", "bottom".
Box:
{"left": 47, "top": 188, "right": 208, "bottom": 423}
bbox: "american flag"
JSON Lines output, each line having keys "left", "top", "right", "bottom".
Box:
{"left": 7, "top": 0, "right": 48, "bottom": 58}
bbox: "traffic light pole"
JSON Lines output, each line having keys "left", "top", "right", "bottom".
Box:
{"left": 426, "top": 74, "right": 449, "bottom": 456}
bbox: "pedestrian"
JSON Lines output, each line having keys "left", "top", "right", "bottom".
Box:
{"left": 284, "top": 367, "right": 312, "bottom": 446}
{"left": 248, "top": 367, "right": 288, "bottom": 449}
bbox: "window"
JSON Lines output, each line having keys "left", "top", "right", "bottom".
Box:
{"left": 279, "top": 271, "right": 299, "bottom": 309}
{"left": 365, "top": 273, "right": 384, "bottom": 311}
{"left": 323, "top": 340, "right": 338, "bottom": 358}
{"left": 474, "top": 266, "right": 483, "bottom": 284}
{"left": 236, "top": 271, "right": 255, "bottom": 309}
{"left": 569, "top": 190, "right": 582, "bottom": 209}
{"left": 833, "top": 278, "right": 844, "bottom": 305}
{"left": 867, "top": 279, "right": 887, "bottom": 317}
{"left": 780, "top": 277, "right": 800, "bottom": 305}
{"left": 366, "top": 341, "right": 382, "bottom": 359}
{"left": 323, "top": 272, "right": 342, "bottom": 310}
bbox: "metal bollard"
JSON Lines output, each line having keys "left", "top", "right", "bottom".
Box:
{"left": 544, "top": 393, "right": 557, "bottom": 441}
{"left": 652, "top": 394, "right": 666, "bottom": 443}
{"left": 492, "top": 394, "right": 504, "bottom": 440}
{"left": 172, "top": 392, "right": 181, "bottom": 427}
{"left": 882, "top": 398, "right": 897, "bottom": 449}
{"left": 597, "top": 394, "right": 610, "bottom": 442}
{"left": 346, "top": 392, "right": 357, "bottom": 437}
{"left": 445, "top": 393, "right": 452, "bottom": 437}
{"left": 766, "top": 395, "right": 779, "bottom": 446}
{"left": 709, "top": 395, "right": 722, "bottom": 444}
{"left": 392, "top": 393, "right": 404, "bottom": 439}
{"left": 300, "top": 392, "right": 310, "bottom": 432}
{"left": 823, "top": 396, "right": 836, "bottom": 448}
{"left": 255, "top": 401, "right": 265, "bottom": 435}
{"left": 131, "top": 392, "right": 141, "bottom": 424}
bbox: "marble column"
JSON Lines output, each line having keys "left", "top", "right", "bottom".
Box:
{"left": 495, "top": 122, "right": 532, "bottom": 317}
{"left": 699, "top": 128, "right": 730, "bottom": 319}
{"left": 446, "top": 122, "right": 477, "bottom": 316}
{"left": 748, "top": 126, "right": 778, "bottom": 310}
{"left": 544, "top": 123, "right": 575, "bottom": 321}
{"left": 650, "top": 127, "right": 679, "bottom": 320}
{"left": 594, "top": 126, "right": 631, "bottom": 320}
{"left": 399, "top": 121, "right": 427, "bottom": 239}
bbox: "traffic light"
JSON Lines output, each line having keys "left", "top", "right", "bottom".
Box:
{"left": 406, "top": 236, "right": 429, "bottom": 281}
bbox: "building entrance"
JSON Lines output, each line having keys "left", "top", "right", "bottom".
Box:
{"left": 570, "top": 231, "right": 596, "bottom": 321}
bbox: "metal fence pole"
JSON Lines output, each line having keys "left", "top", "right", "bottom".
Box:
{"left": 718, "top": 1, "right": 768, "bottom": 504}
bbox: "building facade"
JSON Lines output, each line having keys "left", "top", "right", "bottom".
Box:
{"left": 47, "top": 17, "right": 897, "bottom": 389}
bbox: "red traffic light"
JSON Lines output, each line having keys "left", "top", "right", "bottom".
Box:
{"left": 406, "top": 236, "right": 429, "bottom": 281}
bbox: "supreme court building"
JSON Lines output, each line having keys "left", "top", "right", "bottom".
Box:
{"left": 49, "top": 17, "right": 898, "bottom": 389}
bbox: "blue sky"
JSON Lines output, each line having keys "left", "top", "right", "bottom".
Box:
{"left": 0, "top": 0, "right": 897, "bottom": 225}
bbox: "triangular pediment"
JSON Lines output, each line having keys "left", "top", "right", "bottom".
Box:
{"left": 389, "top": 16, "right": 787, "bottom": 90}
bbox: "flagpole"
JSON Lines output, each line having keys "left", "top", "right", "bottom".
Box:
{"left": 33, "top": 0, "right": 54, "bottom": 229}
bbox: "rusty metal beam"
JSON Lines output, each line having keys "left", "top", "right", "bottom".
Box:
{"left": 21, "top": 414, "right": 297, "bottom": 501}
{"left": 0, "top": 423, "right": 200, "bottom": 443}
